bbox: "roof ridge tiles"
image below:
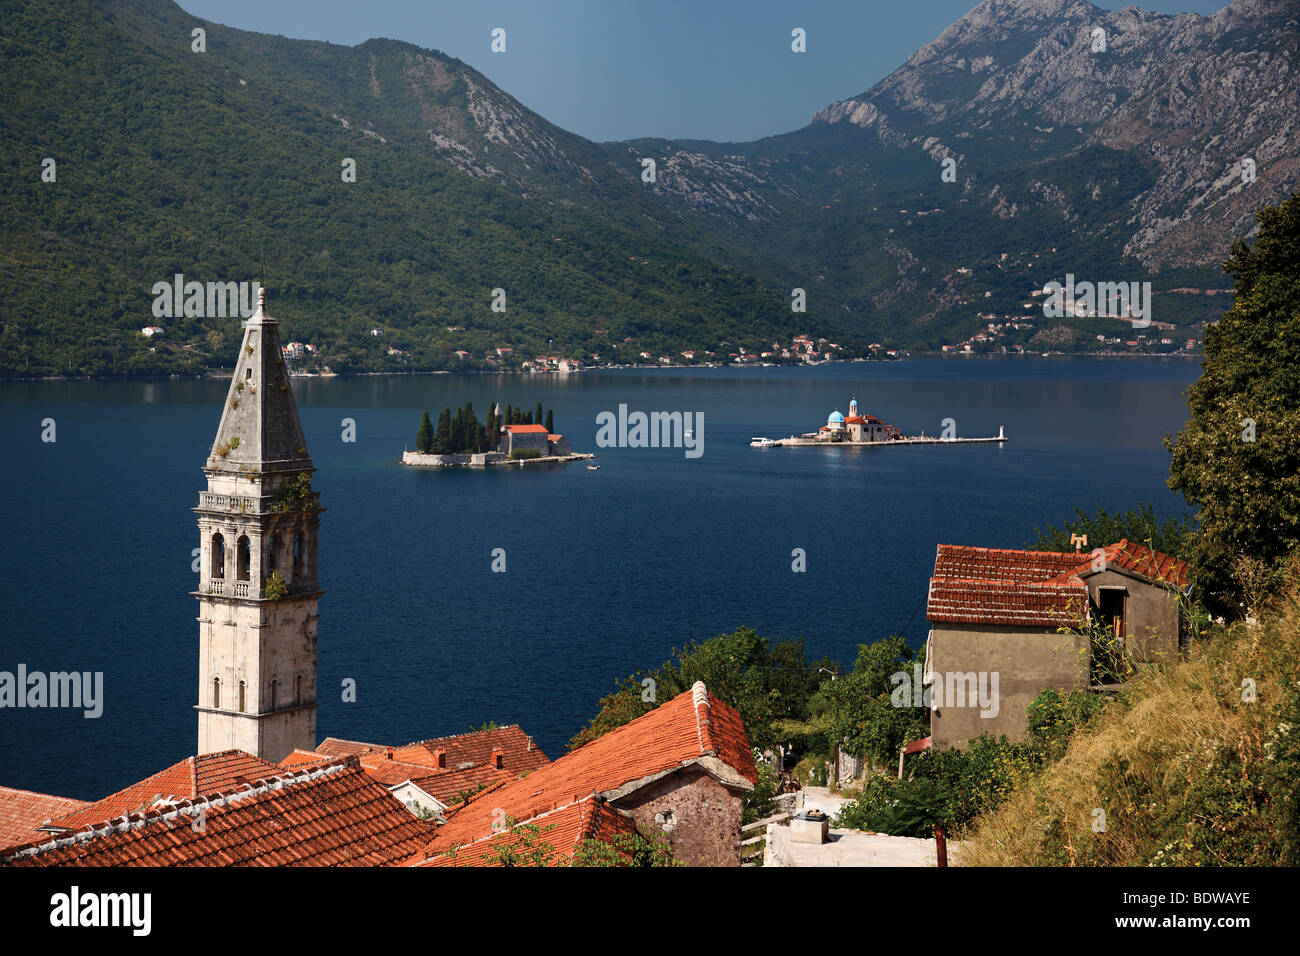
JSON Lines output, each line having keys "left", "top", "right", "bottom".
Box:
{"left": 1, "top": 757, "right": 358, "bottom": 863}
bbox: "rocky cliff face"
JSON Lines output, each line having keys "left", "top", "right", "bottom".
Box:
{"left": 810, "top": 0, "right": 1299, "bottom": 269}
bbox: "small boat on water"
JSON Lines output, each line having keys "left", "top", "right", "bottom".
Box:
{"left": 750, "top": 437, "right": 776, "bottom": 447}
{"left": 587, "top": 463, "right": 600, "bottom": 470}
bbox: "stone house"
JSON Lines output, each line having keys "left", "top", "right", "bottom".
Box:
{"left": 410, "top": 682, "right": 758, "bottom": 867}
{"left": 924, "top": 539, "right": 1188, "bottom": 748}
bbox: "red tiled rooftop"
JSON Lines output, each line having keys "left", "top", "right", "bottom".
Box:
{"left": 320, "top": 725, "right": 549, "bottom": 776}
{"left": 418, "top": 682, "right": 756, "bottom": 856}
{"left": 928, "top": 577, "right": 1089, "bottom": 627}
{"left": 0, "top": 787, "right": 89, "bottom": 851}
{"left": 927, "top": 540, "right": 1188, "bottom": 627}
{"left": 46, "top": 750, "right": 280, "bottom": 832}
{"left": 3, "top": 761, "right": 434, "bottom": 867}
{"left": 313, "top": 726, "right": 549, "bottom": 804}
{"left": 416, "top": 794, "right": 639, "bottom": 867}
{"left": 933, "top": 544, "right": 1083, "bottom": 584}
{"left": 506, "top": 424, "right": 548, "bottom": 434}
{"left": 316, "top": 737, "right": 382, "bottom": 758}
{"left": 1050, "top": 539, "right": 1189, "bottom": 589}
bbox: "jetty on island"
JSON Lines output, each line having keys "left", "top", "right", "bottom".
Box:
{"left": 751, "top": 396, "right": 1006, "bottom": 448}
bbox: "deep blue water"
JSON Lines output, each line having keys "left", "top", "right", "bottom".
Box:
{"left": 0, "top": 357, "right": 1200, "bottom": 798}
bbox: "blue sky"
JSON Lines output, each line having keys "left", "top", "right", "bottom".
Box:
{"left": 183, "top": 0, "right": 1231, "bottom": 143}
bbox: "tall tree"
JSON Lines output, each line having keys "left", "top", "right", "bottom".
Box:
{"left": 545, "top": 409, "right": 554, "bottom": 434}
{"left": 535, "top": 402, "right": 545, "bottom": 428}
{"left": 1167, "top": 192, "right": 1300, "bottom": 614}
{"left": 433, "top": 408, "right": 451, "bottom": 454}
{"left": 485, "top": 404, "right": 497, "bottom": 450}
{"left": 415, "top": 410, "right": 433, "bottom": 453}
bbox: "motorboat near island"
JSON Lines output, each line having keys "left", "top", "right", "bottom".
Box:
{"left": 752, "top": 397, "right": 1007, "bottom": 448}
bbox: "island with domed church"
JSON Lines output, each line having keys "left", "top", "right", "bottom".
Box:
{"left": 750, "top": 396, "right": 1007, "bottom": 448}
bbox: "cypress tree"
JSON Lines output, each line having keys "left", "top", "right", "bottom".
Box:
{"left": 434, "top": 408, "right": 451, "bottom": 454}
{"left": 450, "top": 407, "right": 464, "bottom": 453}
{"left": 485, "top": 405, "right": 497, "bottom": 450}
{"left": 535, "top": 402, "right": 544, "bottom": 427}
{"left": 415, "top": 410, "right": 433, "bottom": 453}
{"left": 544, "top": 409, "right": 554, "bottom": 434}
{"left": 503, "top": 403, "right": 513, "bottom": 428}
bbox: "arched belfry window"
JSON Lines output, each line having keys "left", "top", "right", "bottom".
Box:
{"left": 237, "top": 535, "right": 251, "bottom": 581}
{"left": 293, "top": 533, "right": 303, "bottom": 574}
{"left": 295, "top": 674, "right": 303, "bottom": 706}
{"left": 268, "top": 535, "right": 281, "bottom": 574}
{"left": 211, "top": 532, "right": 225, "bottom": 579}
{"left": 238, "top": 680, "right": 247, "bottom": 714}
{"left": 270, "top": 679, "right": 278, "bottom": 712}
{"left": 213, "top": 677, "right": 221, "bottom": 708}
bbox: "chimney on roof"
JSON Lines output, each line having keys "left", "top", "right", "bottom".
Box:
{"left": 526, "top": 735, "right": 532, "bottom": 751}
{"left": 433, "top": 749, "right": 446, "bottom": 770}
{"left": 490, "top": 748, "right": 504, "bottom": 770}
{"left": 385, "top": 748, "right": 394, "bottom": 760}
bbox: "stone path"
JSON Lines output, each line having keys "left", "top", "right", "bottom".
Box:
{"left": 763, "top": 787, "right": 953, "bottom": 867}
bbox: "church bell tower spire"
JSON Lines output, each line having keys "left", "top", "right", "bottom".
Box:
{"left": 193, "top": 289, "right": 322, "bottom": 761}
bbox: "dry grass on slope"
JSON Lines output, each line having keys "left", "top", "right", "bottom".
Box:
{"left": 957, "top": 584, "right": 1300, "bottom": 867}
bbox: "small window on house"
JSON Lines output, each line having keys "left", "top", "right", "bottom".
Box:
{"left": 211, "top": 532, "right": 225, "bottom": 579}
{"left": 245, "top": 368, "right": 252, "bottom": 380}
{"left": 213, "top": 677, "right": 221, "bottom": 709}
{"left": 238, "top": 680, "right": 246, "bottom": 714}
{"left": 237, "top": 535, "right": 251, "bottom": 581}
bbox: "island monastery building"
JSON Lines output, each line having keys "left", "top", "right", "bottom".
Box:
{"left": 816, "top": 398, "right": 903, "bottom": 443}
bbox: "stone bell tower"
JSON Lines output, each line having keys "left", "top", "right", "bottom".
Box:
{"left": 194, "top": 289, "right": 322, "bottom": 762}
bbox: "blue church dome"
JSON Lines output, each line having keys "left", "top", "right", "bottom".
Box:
{"left": 828, "top": 410, "right": 845, "bottom": 425}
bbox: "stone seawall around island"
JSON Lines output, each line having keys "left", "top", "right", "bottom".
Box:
{"left": 401, "top": 450, "right": 595, "bottom": 468}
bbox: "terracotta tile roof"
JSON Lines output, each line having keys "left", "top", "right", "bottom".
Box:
{"left": 417, "top": 682, "right": 756, "bottom": 856}
{"left": 319, "top": 725, "right": 549, "bottom": 776}
{"left": 506, "top": 424, "right": 548, "bottom": 434}
{"left": 928, "top": 540, "right": 1188, "bottom": 627}
{"left": 407, "top": 765, "right": 515, "bottom": 807}
{"left": 1049, "top": 539, "right": 1190, "bottom": 589}
{"left": 415, "top": 794, "right": 638, "bottom": 867}
{"left": 45, "top": 751, "right": 280, "bottom": 832}
{"left": 932, "top": 544, "right": 1083, "bottom": 583}
{"left": 316, "top": 737, "right": 381, "bottom": 757}
{"left": 3, "top": 761, "right": 435, "bottom": 867}
{"left": 928, "top": 577, "right": 1089, "bottom": 628}
{"left": 0, "top": 787, "right": 89, "bottom": 851}
{"left": 311, "top": 727, "right": 548, "bottom": 806}
{"left": 279, "top": 749, "right": 332, "bottom": 769}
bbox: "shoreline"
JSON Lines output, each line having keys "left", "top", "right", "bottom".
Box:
{"left": 401, "top": 450, "right": 596, "bottom": 469}
{"left": 5, "top": 353, "right": 1202, "bottom": 384}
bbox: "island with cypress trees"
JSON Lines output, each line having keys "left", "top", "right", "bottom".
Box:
{"left": 402, "top": 401, "right": 594, "bottom": 468}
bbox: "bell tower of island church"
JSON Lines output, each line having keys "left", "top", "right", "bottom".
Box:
{"left": 194, "top": 289, "right": 322, "bottom": 762}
